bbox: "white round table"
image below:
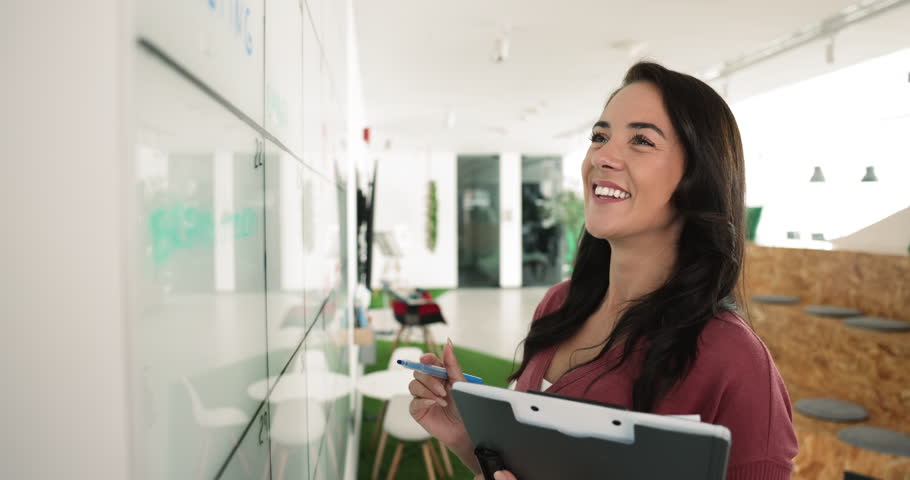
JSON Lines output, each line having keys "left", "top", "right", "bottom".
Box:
{"left": 247, "top": 371, "right": 352, "bottom": 403}
{"left": 356, "top": 369, "right": 414, "bottom": 400}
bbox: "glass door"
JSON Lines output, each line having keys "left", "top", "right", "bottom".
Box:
{"left": 457, "top": 155, "right": 500, "bottom": 287}
{"left": 521, "top": 156, "right": 563, "bottom": 286}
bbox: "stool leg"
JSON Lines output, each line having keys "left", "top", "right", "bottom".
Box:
{"left": 422, "top": 327, "right": 437, "bottom": 356}
{"left": 386, "top": 442, "right": 404, "bottom": 480}
{"left": 371, "top": 400, "right": 388, "bottom": 447}
{"left": 421, "top": 442, "right": 438, "bottom": 480}
{"left": 390, "top": 326, "right": 405, "bottom": 354}
{"left": 426, "top": 440, "right": 445, "bottom": 478}
{"left": 196, "top": 433, "right": 211, "bottom": 479}
{"left": 372, "top": 431, "right": 389, "bottom": 480}
{"left": 274, "top": 446, "right": 289, "bottom": 480}
{"left": 325, "top": 426, "right": 340, "bottom": 479}
{"left": 259, "top": 444, "right": 272, "bottom": 480}
{"left": 437, "top": 439, "right": 454, "bottom": 477}
{"left": 233, "top": 433, "right": 250, "bottom": 475}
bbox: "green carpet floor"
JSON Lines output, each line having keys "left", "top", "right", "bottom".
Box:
{"left": 357, "top": 340, "right": 515, "bottom": 480}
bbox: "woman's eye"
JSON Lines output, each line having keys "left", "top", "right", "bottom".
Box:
{"left": 631, "top": 134, "right": 654, "bottom": 147}
{"left": 589, "top": 133, "right": 607, "bottom": 144}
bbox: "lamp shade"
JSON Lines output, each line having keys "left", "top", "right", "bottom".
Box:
{"left": 861, "top": 166, "right": 878, "bottom": 182}
{"left": 810, "top": 166, "right": 826, "bottom": 182}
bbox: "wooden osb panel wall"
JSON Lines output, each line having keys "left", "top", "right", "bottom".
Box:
{"left": 742, "top": 245, "right": 910, "bottom": 479}
{"left": 743, "top": 245, "right": 910, "bottom": 320}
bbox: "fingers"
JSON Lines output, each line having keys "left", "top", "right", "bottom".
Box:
{"left": 409, "top": 396, "right": 438, "bottom": 419}
{"left": 408, "top": 378, "right": 448, "bottom": 407}
{"left": 413, "top": 371, "right": 448, "bottom": 397}
{"left": 494, "top": 470, "right": 518, "bottom": 480}
{"left": 443, "top": 337, "right": 466, "bottom": 383}
{"left": 420, "top": 353, "right": 444, "bottom": 367}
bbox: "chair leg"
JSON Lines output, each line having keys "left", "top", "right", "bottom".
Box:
{"left": 426, "top": 440, "right": 446, "bottom": 478}
{"left": 259, "top": 444, "right": 272, "bottom": 480}
{"left": 389, "top": 326, "right": 405, "bottom": 354}
{"left": 196, "top": 433, "right": 211, "bottom": 480}
{"left": 325, "top": 426, "right": 340, "bottom": 479}
{"left": 372, "top": 400, "right": 388, "bottom": 447}
{"left": 437, "top": 439, "right": 454, "bottom": 476}
{"left": 274, "top": 446, "right": 289, "bottom": 480}
{"left": 421, "top": 442, "right": 438, "bottom": 480}
{"left": 233, "top": 433, "right": 251, "bottom": 475}
{"left": 372, "top": 431, "right": 389, "bottom": 480}
{"left": 386, "top": 442, "right": 404, "bottom": 480}
{"left": 422, "top": 327, "right": 435, "bottom": 356}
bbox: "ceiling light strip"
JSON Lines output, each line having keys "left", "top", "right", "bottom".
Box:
{"left": 702, "top": 0, "right": 910, "bottom": 81}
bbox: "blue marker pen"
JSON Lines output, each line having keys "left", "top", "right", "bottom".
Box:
{"left": 397, "top": 359, "right": 484, "bottom": 384}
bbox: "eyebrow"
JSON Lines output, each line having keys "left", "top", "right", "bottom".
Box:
{"left": 593, "top": 120, "right": 666, "bottom": 139}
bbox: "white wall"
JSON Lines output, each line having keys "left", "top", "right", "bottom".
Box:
{"left": 1, "top": 2, "right": 133, "bottom": 479}
{"left": 499, "top": 152, "right": 523, "bottom": 288}
{"left": 372, "top": 151, "right": 458, "bottom": 288}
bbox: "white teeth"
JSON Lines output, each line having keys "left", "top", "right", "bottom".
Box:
{"left": 593, "top": 185, "right": 629, "bottom": 199}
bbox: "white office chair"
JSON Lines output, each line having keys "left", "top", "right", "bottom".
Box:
{"left": 181, "top": 376, "right": 250, "bottom": 478}
{"left": 372, "top": 394, "right": 447, "bottom": 480}
{"left": 371, "top": 347, "right": 424, "bottom": 446}
{"left": 289, "top": 349, "right": 330, "bottom": 374}
{"left": 305, "top": 349, "right": 330, "bottom": 372}
{"left": 376, "top": 348, "right": 454, "bottom": 476}
{"left": 266, "top": 398, "right": 334, "bottom": 480}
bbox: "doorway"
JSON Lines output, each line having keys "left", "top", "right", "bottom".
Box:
{"left": 521, "top": 156, "right": 562, "bottom": 286}
{"left": 457, "top": 155, "right": 500, "bottom": 287}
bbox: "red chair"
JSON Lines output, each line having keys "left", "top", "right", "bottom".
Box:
{"left": 384, "top": 285, "right": 446, "bottom": 356}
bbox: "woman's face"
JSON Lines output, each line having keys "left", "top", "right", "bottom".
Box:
{"left": 582, "top": 81, "right": 685, "bottom": 241}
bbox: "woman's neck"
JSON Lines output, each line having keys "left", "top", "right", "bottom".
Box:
{"left": 603, "top": 226, "right": 680, "bottom": 317}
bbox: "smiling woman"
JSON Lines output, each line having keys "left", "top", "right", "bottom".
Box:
{"left": 408, "top": 61, "right": 798, "bottom": 480}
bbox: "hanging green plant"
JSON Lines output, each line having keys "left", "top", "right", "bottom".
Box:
{"left": 426, "top": 181, "right": 438, "bottom": 251}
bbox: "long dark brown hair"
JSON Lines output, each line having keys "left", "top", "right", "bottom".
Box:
{"left": 509, "top": 61, "right": 746, "bottom": 412}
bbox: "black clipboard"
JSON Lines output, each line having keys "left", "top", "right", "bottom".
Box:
{"left": 451, "top": 382, "right": 731, "bottom": 480}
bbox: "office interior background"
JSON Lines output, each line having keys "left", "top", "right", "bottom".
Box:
{"left": 3, "top": 1, "right": 909, "bottom": 479}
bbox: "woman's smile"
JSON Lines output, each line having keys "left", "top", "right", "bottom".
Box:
{"left": 590, "top": 180, "right": 631, "bottom": 205}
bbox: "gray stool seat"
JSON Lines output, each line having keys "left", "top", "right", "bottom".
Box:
{"left": 844, "top": 316, "right": 910, "bottom": 332}
{"left": 795, "top": 398, "right": 869, "bottom": 422}
{"left": 751, "top": 295, "right": 800, "bottom": 305}
{"left": 804, "top": 305, "right": 863, "bottom": 318}
{"left": 837, "top": 426, "right": 910, "bottom": 457}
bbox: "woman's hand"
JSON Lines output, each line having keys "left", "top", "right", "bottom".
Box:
{"left": 473, "top": 471, "right": 518, "bottom": 480}
{"left": 408, "top": 339, "right": 471, "bottom": 449}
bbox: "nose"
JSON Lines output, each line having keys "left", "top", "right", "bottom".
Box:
{"left": 590, "top": 142, "right": 625, "bottom": 171}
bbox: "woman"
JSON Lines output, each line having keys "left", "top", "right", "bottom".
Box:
{"left": 409, "top": 61, "right": 798, "bottom": 480}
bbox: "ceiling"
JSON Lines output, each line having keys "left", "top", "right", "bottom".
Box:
{"left": 353, "top": 0, "right": 910, "bottom": 154}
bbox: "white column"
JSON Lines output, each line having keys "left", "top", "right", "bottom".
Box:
{"left": 2, "top": 2, "right": 132, "bottom": 479}
{"left": 499, "top": 152, "right": 523, "bottom": 288}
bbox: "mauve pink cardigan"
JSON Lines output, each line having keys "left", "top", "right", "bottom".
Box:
{"left": 514, "top": 281, "right": 798, "bottom": 480}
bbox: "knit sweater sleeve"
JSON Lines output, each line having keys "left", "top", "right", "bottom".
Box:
{"left": 692, "top": 313, "right": 799, "bottom": 479}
